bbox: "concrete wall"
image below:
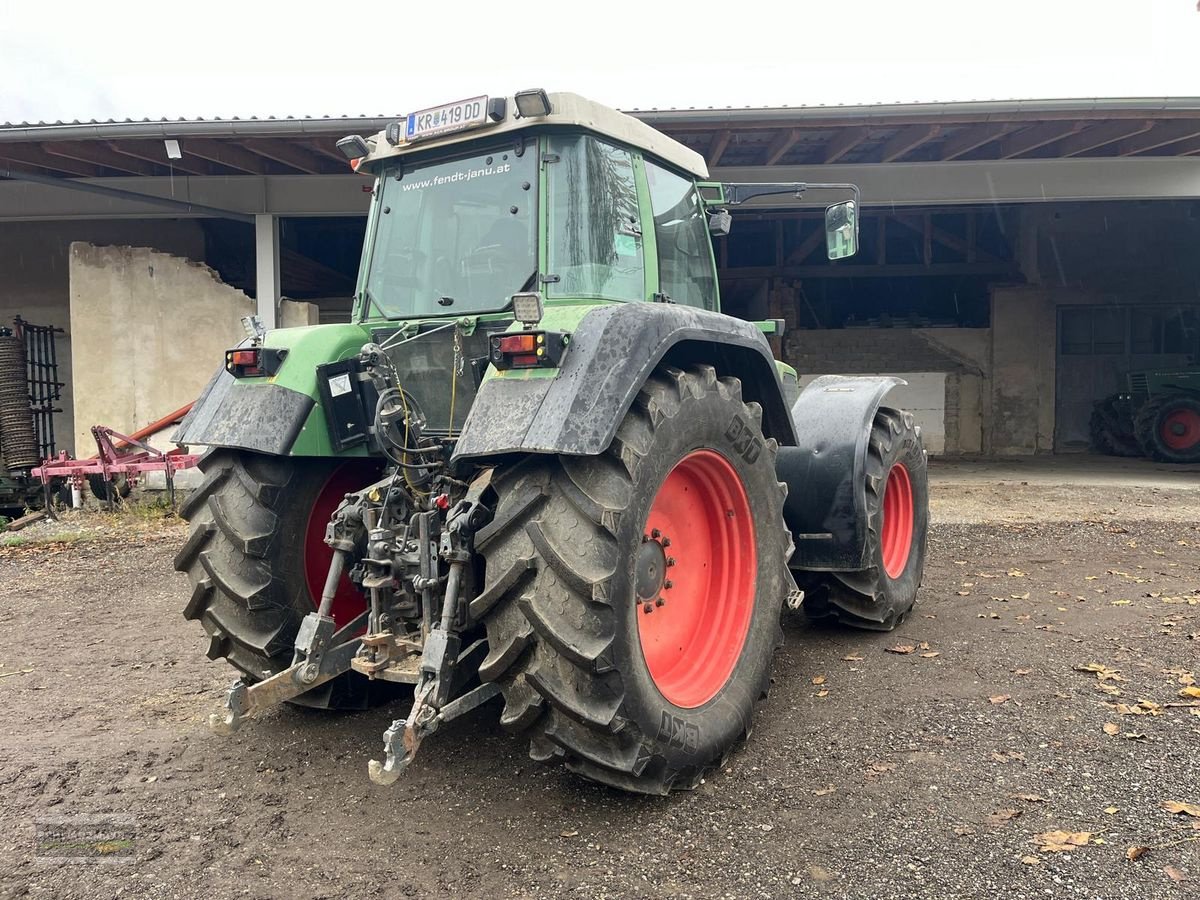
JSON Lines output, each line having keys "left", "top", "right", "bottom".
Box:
{"left": 784, "top": 326, "right": 989, "bottom": 454}
{"left": 0, "top": 220, "right": 206, "bottom": 454}
{"left": 988, "top": 286, "right": 1057, "bottom": 454}
{"left": 69, "top": 243, "right": 317, "bottom": 452}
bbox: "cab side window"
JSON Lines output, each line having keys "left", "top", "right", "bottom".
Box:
{"left": 644, "top": 161, "right": 716, "bottom": 310}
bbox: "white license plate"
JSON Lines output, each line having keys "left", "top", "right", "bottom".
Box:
{"left": 405, "top": 96, "right": 489, "bottom": 141}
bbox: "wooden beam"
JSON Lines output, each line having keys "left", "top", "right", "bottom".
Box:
{"left": 879, "top": 125, "right": 942, "bottom": 163}
{"left": 823, "top": 127, "right": 869, "bottom": 163}
{"left": 1175, "top": 135, "right": 1200, "bottom": 156}
{"left": 938, "top": 122, "right": 1017, "bottom": 160}
{"left": 998, "top": 121, "right": 1086, "bottom": 159}
{"left": 42, "top": 140, "right": 162, "bottom": 176}
{"left": 304, "top": 138, "right": 350, "bottom": 164}
{"left": 785, "top": 226, "right": 826, "bottom": 265}
{"left": 237, "top": 138, "right": 327, "bottom": 174}
{"left": 1057, "top": 119, "right": 1153, "bottom": 157}
{"left": 0, "top": 144, "right": 105, "bottom": 177}
{"left": 1116, "top": 120, "right": 1200, "bottom": 156}
{"left": 106, "top": 140, "right": 214, "bottom": 176}
{"left": 185, "top": 138, "right": 270, "bottom": 174}
{"left": 889, "top": 213, "right": 1002, "bottom": 264}
{"left": 706, "top": 130, "right": 732, "bottom": 168}
{"left": 922, "top": 214, "right": 932, "bottom": 266}
{"left": 763, "top": 129, "right": 802, "bottom": 166}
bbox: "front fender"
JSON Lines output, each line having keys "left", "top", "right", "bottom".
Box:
{"left": 451, "top": 303, "right": 796, "bottom": 462}
{"left": 777, "top": 375, "right": 904, "bottom": 571}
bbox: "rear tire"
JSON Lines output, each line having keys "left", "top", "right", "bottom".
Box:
{"left": 1134, "top": 395, "right": 1200, "bottom": 464}
{"left": 174, "top": 449, "right": 383, "bottom": 709}
{"left": 474, "top": 365, "right": 791, "bottom": 794}
{"left": 802, "top": 407, "right": 929, "bottom": 631}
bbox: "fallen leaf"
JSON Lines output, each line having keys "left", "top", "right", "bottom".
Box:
{"left": 989, "top": 694, "right": 1011, "bottom": 705}
{"left": 1104, "top": 806, "right": 1119, "bottom": 815}
{"left": 869, "top": 762, "right": 898, "bottom": 774}
{"left": 1021, "top": 855, "right": 1041, "bottom": 866}
{"left": 1112, "top": 599, "right": 1132, "bottom": 606}
{"left": 817, "top": 689, "right": 829, "bottom": 698}
{"left": 1160, "top": 800, "right": 1200, "bottom": 818}
{"left": 956, "top": 590, "right": 971, "bottom": 597}
{"left": 1011, "top": 592, "right": 1031, "bottom": 600}
{"left": 1103, "top": 722, "right": 1120, "bottom": 735}
{"left": 1008, "top": 569, "right": 1027, "bottom": 577}
{"left": 1164, "top": 865, "right": 1187, "bottom": 883}
{"left": 842, "top": 654, "right": 864, "bottom": 662}
{"left": 987, "top": 808, "right": 1022, "bottom": 825}
{"left": 886, "top": 645, "right": 916, "bottom": 655}
{"left": 1012, "top": 794, "right": 1046, "bottom": 803}
{"left": 954, "top": 825, "right": 975, "bottom": 836}
{"left": 813, "top": 786, "right": 836, "bottom": 796}
{"left": 560, "top": 829, "right": 578, "bottom": 838}
{"left": 812, "top": 675, "right": 826, "bottom": 685}
{"left": 920, "top": 651, "right": 940, "bottom": 659}
{"left": 1035, "top": 830, "right": 1093, "bottom": 852}
{"left": 1180, "top": 686, "right": 1200, "bottom": 699}
{"left": 1126, "top": 846, "right": 1148, "bottom": 861}
{"left": 1014, "top": 668, "right": 1032, "bottom": 676}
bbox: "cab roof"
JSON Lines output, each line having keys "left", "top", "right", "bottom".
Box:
{"left": 358, "top": 91, "right": 709, "bottom": 179}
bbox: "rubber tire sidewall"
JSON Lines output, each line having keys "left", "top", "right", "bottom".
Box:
{"left": 1141, "top": 396, "right": 1200, "bottom": 463}
{"left": 606, "top": 389, "right": 786, "bottom": 772}
{"left": 872, "top": 417, "right": 929, "bottom": 619}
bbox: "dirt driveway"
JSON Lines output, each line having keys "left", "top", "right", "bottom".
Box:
{"left": 0, "top": 458, "right": 1198, "bottom": 899}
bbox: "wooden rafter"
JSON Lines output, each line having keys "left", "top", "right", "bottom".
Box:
{"left": 997, "top": 121, "right": 1086, "bottom": 159}
{"left": 106, "top": 140, "right": 214, "bottom": 176}
{"left": 237, "top": 138, "right": 328, "bottom": 174}
{"left": 185, "top": 138, "right": 271, "bottom": 174}
{"left": 879, "top": 125, "right": 942, "bottom": 163}
{"left": 42, "top": 140, "right": 161, "bottom": 176}
{"left": 706, "top": 129, "right": 732, "bottom": 168}
{"left": 823, "top": 127, "right": 869, "bottom": 163}
{"left": 0, "top": 144, "right": 105, "bottom": 177}
{"left": 1057, "top": 119, "right": 1153, "bottom": 157}
{"left": 763, "top": 129, "right": 801, "bottom": 166}
{"left": 938, "top": 122, "right": 1017, "bottom": 160}
{"left": 888, "top": 213, "right": 1001, "bottom": 264}
{"left": 785, "top": 226, "right": 826, "bottom": 265}
{"left": 1116, "top": 120, "right": 1200, "bottom": 156}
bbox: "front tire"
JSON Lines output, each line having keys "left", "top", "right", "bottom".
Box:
{"left": 802, "top": 407, "right": 929, "bottom": 631}
{"left": 474, "top": 365, "right": 791, "bottom": 794}
{"left": 1134, "top": 395, "right": 1200, "bottom": 463}
{"left": 174, "top": 450, "right": 382, "bottom": 709}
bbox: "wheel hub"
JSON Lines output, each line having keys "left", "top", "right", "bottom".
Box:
{"left": 635, "top": 537, "right": 668, "bottom": 603}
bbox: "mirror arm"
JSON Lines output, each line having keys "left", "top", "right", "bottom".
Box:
{"left": 722, "top": 182, "right": 861, "bottom": 209}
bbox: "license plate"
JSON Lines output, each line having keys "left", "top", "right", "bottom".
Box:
{"left": 405, "top": 96, "right": 489, "bottom": 141}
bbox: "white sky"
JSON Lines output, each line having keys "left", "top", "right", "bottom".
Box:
{"left": 1, "top": 0, "right": 1199, "bottom": 124}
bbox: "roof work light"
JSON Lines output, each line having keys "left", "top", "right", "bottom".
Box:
{"left": 513, "top": 89, "right": 552, "bottom": 119}
{"left": 510, "top": 292, "right": 544, "bottom": 327}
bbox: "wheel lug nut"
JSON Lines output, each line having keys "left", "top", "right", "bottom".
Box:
{"left": 643, "top": 602, "right": 653, "bottom": 614}
{"left": 664, "top": 580, "right": 673, "bottom": 590}
{"left": 642, "top": 533, "right": 649, "bottom": 543}
{"left": 661, "top": 537, "right": 671, "bottom": 547}
{"left": 666, "top": 557, "right": 676, "bottom": 567}
{"left": 651, "top": 528, "right": 661, "bottom": 539}
{"left": 655, "top": 598, "right": 665, "bottom": 607}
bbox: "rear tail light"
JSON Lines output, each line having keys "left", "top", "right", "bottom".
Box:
{"left": 225, "top": 347, "right": 288, "bottom": 378}
{"left": 489, "top": 330, "right": 569, "bottom": 371}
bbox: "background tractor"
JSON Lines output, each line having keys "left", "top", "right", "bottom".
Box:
{"left": 1090, "top": 367, "right": 1200, "bottom": 464}
{"left": 174, "top": 90, "right": 929, "bottom": 794}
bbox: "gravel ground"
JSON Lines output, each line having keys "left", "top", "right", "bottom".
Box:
{"left": 0, "top": 469, "right": 1198, "bottom": 899}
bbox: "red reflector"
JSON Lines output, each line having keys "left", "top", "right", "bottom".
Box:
{"left": 350, "top": 157, "right": 363, "bottom": 172}
{"left": 231, "top": 349, "right": 259, "bottom": 366}
{"left": 510, "top": 354, "right": 540, "bottom": 368}
{"left": 498, "top": 334, "right": 536, "bottom": 353}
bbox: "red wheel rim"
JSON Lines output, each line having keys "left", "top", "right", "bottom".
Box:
{"left": 1160, "top": 408, "right": 1200, "bottom": 451}
{"left": 303, "top": 463, "right": 374, "bottom": 629}
{"left": 636, "top": 450, "right": 757, "bottom": 709}
{"left": 881, "top": 463, "right": 914, "bottom": 579}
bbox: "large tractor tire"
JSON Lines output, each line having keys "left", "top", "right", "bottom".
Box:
{"left": 174, "top": 450, "right": 383, "bottom": 709}
{"left": 801, "top": 407, "right": 929, "bottom": 631}
{"left": 1089, "top": 394, "right": 1141, "bottom": 458}
{"left": 473, "top": 365, "right": 791, "bottom": 794}
{"left": 1134, "top": 395, "right": 1200, "bottom": 464}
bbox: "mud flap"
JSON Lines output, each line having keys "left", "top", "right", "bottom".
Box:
{"left": 776, "top": 375, "right": 903, "bottom": 572}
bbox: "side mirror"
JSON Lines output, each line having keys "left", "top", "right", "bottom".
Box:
{"left": 825, "top": 200, "right": 858, "bottom": 260}
{"left": 708, "top": 208, "right": 732, "bottom": 237}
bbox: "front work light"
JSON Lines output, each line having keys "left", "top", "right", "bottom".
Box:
{"left": 513, "top": 89, "right": 552, "bottom": 119}
{"left": 336, "top": 135, "right": 370, "bottom": 160}
{"left": 511, "top": 291, "right": 544, "bottom": 327}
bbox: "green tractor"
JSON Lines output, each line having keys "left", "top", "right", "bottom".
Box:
{"left": 1090, "top": 368, "right": 1200, "bottom": 464}
{"left": 174, "top": 91, "right": 929, "bottom": 794}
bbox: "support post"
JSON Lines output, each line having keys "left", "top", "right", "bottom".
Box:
{"left": 255, "top": 214, "right": 281, "bottom": 330}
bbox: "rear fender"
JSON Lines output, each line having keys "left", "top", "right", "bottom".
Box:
{"left": 776, "top": 375, "right": 904, "bottom": 571}
{"left": 452, "top": 303, "right": 797, "bottom": 462}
